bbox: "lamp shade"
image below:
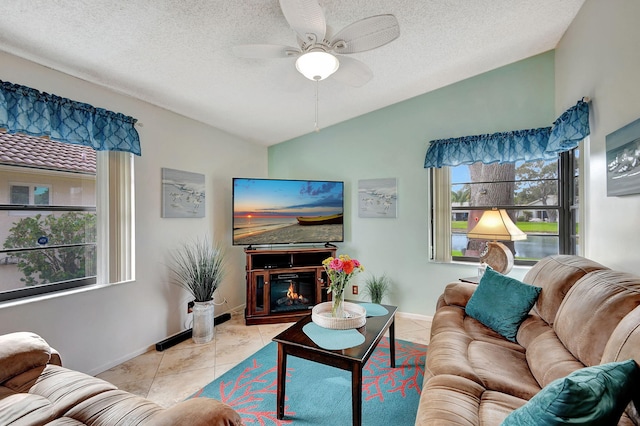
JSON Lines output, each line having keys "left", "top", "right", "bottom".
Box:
{"left": 295, "top": 51, "right": 339, "bottom": 81}
{"left": 468, "top": 209, "right": 527, "bottom": 241}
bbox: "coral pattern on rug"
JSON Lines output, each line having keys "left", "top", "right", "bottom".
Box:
{"left": 191, "top": 337, "right": 426, "bottom": 425}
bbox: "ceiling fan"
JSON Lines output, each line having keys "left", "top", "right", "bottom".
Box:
{"left": 233, "top": 0, "right": 401, "bottom": 87}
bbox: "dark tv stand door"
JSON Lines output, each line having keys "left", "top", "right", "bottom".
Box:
{"left": 245, "top": 246, "right": 337, "bottom": 325}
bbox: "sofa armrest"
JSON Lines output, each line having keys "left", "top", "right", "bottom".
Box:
{"left": 147, "top": 398, "right": 243, "bottom": 426}
{"left": 49, "top": 348, "right": 62, "bottom": 366}
{"left": 438, "top": 282, "right": 478, "bottom": 309}
{"left": 0, "top": 332, "right": 52, "bottom": 384}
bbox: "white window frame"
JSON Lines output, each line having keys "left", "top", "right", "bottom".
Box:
{"left": 8, "top": 182, "right": 51, "bottom": 216}
{"left": 430, "top": 148, "right": 584, "bottom": 264}
{"left": 0, "top": 149, "right": 134, "bottom": 302}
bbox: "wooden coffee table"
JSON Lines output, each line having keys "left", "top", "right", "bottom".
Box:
{"left": 273, "top": 302, "right": 397, "bottom": 426}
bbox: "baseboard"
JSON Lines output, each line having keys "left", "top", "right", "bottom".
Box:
{"left": 155, "top": 312, "right": 232, "bottom": 351}
{"left": 396, "top": 311, "right": 433, "bottom": 322}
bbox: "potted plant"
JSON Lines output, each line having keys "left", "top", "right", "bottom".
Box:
{"left": 169, "top": 238, "right": 226, "bottom": 343}
{"left": 363, "top": 273, "right": 391, "bottom": 304}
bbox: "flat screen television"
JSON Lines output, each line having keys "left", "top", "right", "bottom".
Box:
{"left": 232, "top": 178, "right": 344, "bottom": 246}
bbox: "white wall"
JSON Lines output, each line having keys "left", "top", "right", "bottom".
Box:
{"left": 268, "top": 52, "right": 556, "bottom": 317}
{"left": 0, "top": 52, "right": 267, "bottom": 374}
{"left": 555, "top": 0, "right": 640, "bottom": 273}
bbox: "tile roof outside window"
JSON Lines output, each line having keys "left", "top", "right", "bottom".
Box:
{"left": 0, "top": 131, "right": 96, "bottom": 174}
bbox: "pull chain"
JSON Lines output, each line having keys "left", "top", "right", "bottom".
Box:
{"left": 314, "top": 77, "right": 320, "bottom": 132}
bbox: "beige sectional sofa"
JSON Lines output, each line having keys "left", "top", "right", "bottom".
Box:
{"left": 416, "top": 255, "right": 640, "bottom": 425}
{"left": 0, "top": 331, "right": 242, "bottom": 425}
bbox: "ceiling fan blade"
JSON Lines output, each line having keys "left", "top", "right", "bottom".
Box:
{"left": 279, "top": 0, "right": 326, "bottom": 44}
{"left": 330, "top": 56, "right": 373, "bottom": 87}
{"left": 270, "top": 61, "right": 308, "bottom": 92}
{"left": 330, "top": 14, "right": 400, "bottom": 54}
{"left": 233, "top": 44, "right": 301, "bottom": 59}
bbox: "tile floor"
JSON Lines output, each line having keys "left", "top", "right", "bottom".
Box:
{"left": 96, "top": 311, "right": 431, "bottom": 408}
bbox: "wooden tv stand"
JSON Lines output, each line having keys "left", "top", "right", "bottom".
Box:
{"left": 244, "top": 246, "right": 336, "bottom": 325}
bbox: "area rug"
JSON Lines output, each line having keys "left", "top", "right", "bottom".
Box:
{"left": 190, "top": 338, "right": 426, "bottom": 425}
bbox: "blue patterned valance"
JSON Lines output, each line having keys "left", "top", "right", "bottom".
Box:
{"left": 546, "top": 100, "right": 590, "bottom": 155}
{"left": 424, "top": 100, "right": 589, "bottom": 168}
{"left": 0, "top": 80, "right": 141, "bottom": 156}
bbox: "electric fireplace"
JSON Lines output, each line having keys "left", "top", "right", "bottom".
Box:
{"left": 244, "top": 247, "right": 336, "bottom": 325}
{"left": 270, "top": 272, "right": 316, "bottom": 313}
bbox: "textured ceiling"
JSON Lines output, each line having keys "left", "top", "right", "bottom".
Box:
{"left": 0, "top": 1, "right": 585, "bottom": 146}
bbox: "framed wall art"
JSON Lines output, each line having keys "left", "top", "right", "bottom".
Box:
{"left": 606, "top": 117, "right": 640, "bottom": 196}
{"left": 358, "top": 178, "right": 397, "bottom": 218}
{"left": 161, "top": 168, "right": 205, "bottom": 218}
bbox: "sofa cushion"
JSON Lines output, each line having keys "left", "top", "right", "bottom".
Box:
{"left": 516, "top": 315, "right": 553, "bottom": 349}
{"left": 47, "top": 418, "right": 87, "bottom": 425}
{"left": 64, "top": 389, "right": 161, "bottom": 425}
{"left": 526, "top": 329, "right": 585, "bottom": 388}
{"left": 501, "top": 359, "right": 640, "bottom": 426}
{"left": 464, "top": 316, "right": 526, "bottom": 351}
{"left": 522, "top": 255, "right": 608, "bottom": 325}
{"left": 469, "top": 340, "right": 541, "bottom": 401}
{"left": 0, "top": 391, "right": 55, "bottom": 425}
{"left": 601, "top": 305, "right": 640, "bottom": 425}
{"left": 416, "top": 376, "right": 528, "bottom": 426}
{"left": 425, "top": 329, "right": 482, "bottom": 385}
{"left": 554, "top": 270, "right": 640, "bottom": 367}
{"left": 480, "top": 391, "right": 527, "bottom": 426}
{"left": 415, "top": 374, "right": 485, "bottom": 425}
{"left": 465, "top": 268, "right": 541, "bottom": 342}
{"left": 28, "top": 365, "right": 118, "bottom": 418}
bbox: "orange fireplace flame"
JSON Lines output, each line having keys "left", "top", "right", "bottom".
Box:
{"left": 287, "top": 282, "right": 302, "bottom": 301}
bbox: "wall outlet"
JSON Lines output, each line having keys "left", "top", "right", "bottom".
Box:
{"left": 352, "top": 285, "right": 358, "bottom": 295}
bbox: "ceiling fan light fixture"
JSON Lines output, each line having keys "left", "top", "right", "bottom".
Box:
{"left": 295, "top": 51, "right": 339, "bottom": 81}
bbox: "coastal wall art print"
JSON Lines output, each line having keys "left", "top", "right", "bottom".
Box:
{"left": 358, "top": 178, "right": 397, "bottom": 218}
{"left": 161, "top": 168, "right": 205, "bottom": 218}
{"left": 606, "top": 117, "right": 640, "bottom": 196}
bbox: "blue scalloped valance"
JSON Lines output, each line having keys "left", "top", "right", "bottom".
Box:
{"left": 0, "top": 80, "right": 141, "bottom": 156}
{"left": 424, "top": 100, "right": 589, "bottom": 168}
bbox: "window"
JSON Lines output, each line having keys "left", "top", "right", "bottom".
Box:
{"left": 0, "top": 132, "right": 134, "bottom": 302}
{"left": 430, "top": 149, "right": 579, "bottom": 265}
{"left": 10, "top": 185, "right": 30, "bottom": 204}
{"left": 9, "top": 184, "right": 51, "bottom": 217}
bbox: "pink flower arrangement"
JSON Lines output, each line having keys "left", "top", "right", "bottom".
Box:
{"left": 322, "top": 254, "right": 364, "bottom": 296}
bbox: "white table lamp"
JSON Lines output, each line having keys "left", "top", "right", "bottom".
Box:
{"left": 467, "top": 208, "right": 526, "bottom": 274}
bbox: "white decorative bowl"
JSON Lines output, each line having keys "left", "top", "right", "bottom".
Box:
{"left": 311, "top": 301, "right": 367, "bottom": 330}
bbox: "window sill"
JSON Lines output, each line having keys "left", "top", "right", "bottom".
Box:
{"left": 429, "top": 259, "right": 533, "bottom": 279}
{"left": 0, "top": 279, "right": 134, "bottom": 310}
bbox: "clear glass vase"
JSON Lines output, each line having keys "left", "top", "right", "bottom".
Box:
{"left": 332, "top": 289, "right": 345, "bottom": 318}
{"left": 192, "top": 301, "right": 215, "bottom": 344}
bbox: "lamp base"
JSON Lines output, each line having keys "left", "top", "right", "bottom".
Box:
{"left": 480, "top": 241, "right": 514, "bottom": 275}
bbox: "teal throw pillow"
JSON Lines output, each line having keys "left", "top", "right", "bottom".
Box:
{"left": 465, "top": 267, "right": 541, "bottom": 342}
{"left": 502, "top": 359, "right": 640, "bottom": 426}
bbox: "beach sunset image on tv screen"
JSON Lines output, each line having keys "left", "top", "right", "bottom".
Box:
{"left": 232, "top": 178, "right": 344, "bottom": 246}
